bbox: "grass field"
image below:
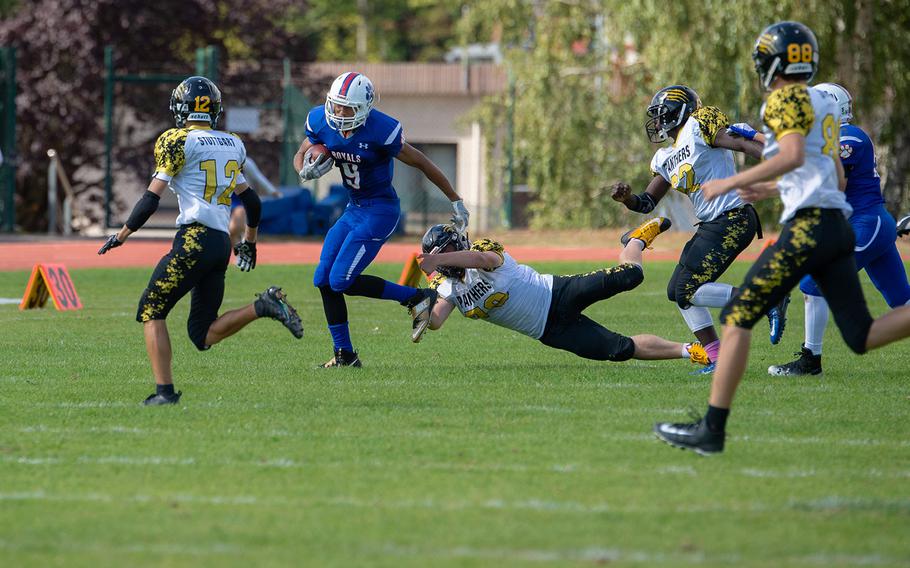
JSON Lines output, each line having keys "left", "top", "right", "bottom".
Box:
{"left": 1, "top": 260, "right": 909, "bottom": 567}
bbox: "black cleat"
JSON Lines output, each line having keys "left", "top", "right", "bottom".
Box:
{"left": 620, "top": 217, "right": 672, "bottom": 249}
{"left": 143, "top": 390, "right": 182, "bottom": 406}
{"left": 768, "top": 345, "right": 822, "bottom": 376}
{"left": 321, "top": 348, "right": 362, "bottom": 368}
{"left": 897, "top": 214, "right": 910, "bottom": 237}
{"left": 401, "top": 288, "right": 438, "bottom": 343}
{"left": 654, "top": 417, "right": 725, "bottom": 456}
{"left": 767, "top": 293, "right": 790, "bottom": 345}
{"left": 255, "top": 286, "right": 304, "bottom": 339}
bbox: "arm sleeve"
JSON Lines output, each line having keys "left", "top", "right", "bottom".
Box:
{"left": 763, "top": 85, "right": 814, "bottom": 140}
{"left": 125, "top": 191, "right": 161, "bottom": 231}
{"left": 628, "top": 193, "right": 657, "bottom": 214}
{"left": 152, "top": 129, "right": 188, "bottom": 181}
{"left": 692, "top": 106, "right": 730, "bottom": 147}
{"left": 237, "top": 188, "right": 261, "bottom": 228}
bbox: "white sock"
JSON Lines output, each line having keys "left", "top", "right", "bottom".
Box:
{"left": 804, "top": 294, "right": 829, "bottom": 355}
{"left": 690, "top": 282, "right": 734, "bottom": 308}
{"left": 679, "top": 305, "right": 714, "bottom": 332}
{"left": 629, "top": 238, "right": 646, "bottom": 251}
{"left": 681, "top": 343, "right": 692, "bottom": 358}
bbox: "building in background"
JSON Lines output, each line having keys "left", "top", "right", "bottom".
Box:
{"left": 306, "top": 62, "right": 505, "bottom": 232}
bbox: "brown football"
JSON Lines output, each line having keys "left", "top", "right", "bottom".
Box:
{"left": 306, "top": 143, "right": 331, "bottom": 161}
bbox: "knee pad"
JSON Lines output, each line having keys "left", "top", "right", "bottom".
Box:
{"left": 187, "top": 318, "right": 213, "bottom": 351}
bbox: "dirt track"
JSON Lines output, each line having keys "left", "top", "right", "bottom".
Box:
{"left": 2, "top": 230, "right": 907, "bottom": 271}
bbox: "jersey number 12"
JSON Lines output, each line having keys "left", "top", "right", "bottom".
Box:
{"left": 200, "top": 159, "right": 241, "bottom": 205}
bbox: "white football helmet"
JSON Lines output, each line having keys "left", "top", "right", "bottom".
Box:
{"left": 324, "top": 72, "right": 375, "bottom": 132}
{"left": 814, "top": 82, "right": 853, "bottom": 124}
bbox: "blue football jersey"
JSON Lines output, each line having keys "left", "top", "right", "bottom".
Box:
{"left": 840, "top": 124, "right": 884, "bottom": 215}
{"left": 306, "top": 106, "right": 404, "bottom": 200}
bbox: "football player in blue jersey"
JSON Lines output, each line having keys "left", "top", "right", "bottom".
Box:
{"left": 766, "top": 82, "right": 910, "bottom": 376}
{"left": 293, "top": 72, "right": 468, "bottom": 367}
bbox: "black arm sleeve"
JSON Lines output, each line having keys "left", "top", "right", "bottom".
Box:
{"left": 125, "top": 191, "right": 161, "bottom": 231}
{"left": 237, "top": 188, "right": 262, "bottom": 228}
{"left": 628, "top": 192, "right": 657, "bottom": 214}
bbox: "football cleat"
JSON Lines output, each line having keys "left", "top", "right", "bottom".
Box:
{"left": 767, "top": 294, "right": 790, "bottom": 345}
{"left": 142, "top": 390, "right": 182, "bottom": 406}
{"left": 402, "top": 288, "right": 438, "bottom": 343}
{"left": 897, "top": 214, "right": 910, "bottom": 237}
{"left": 321, "top": 348, "right": 362, "bottom": 368}
{"left": 254, "top": 286, "right": 304, "bottom": 339}
{"left": 654, "top": 417, "right": 725, "bottom": 455}
{"left": 768, "top": 345, "right": 822, "bottom": 376}
{"left": 620, "top": 217, "right": 672, "bottom": 249}
{"left": 685, "top": 342, "right": 710, "bottom": 366}
{"left": 690, "top": 361, "right": 716, "bottom": 376}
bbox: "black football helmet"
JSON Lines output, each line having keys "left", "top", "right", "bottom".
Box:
{"left": 170, "top": 76, "right": 223, "bottom": 128}
{"left": 421, "top": 223, "right": 470, "bottom": 279}
{"left": 752, "top": 21, "right": 818, "bottom": 91}
{"left": 645, "top": 85, "right": 701, "bottom": 143}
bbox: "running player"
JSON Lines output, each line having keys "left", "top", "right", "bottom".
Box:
{"left": 612, "top": 86, "right": 784, "bottom": 375}
{"left": 294, "top": 72, "right": 466, "bottom": 367}
{"left": 99, "top": 76, "right": 303, "bottom": 405}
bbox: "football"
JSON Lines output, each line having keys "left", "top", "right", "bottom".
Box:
{"left": 305, "top": 143, "right": 332, "bottom": 163}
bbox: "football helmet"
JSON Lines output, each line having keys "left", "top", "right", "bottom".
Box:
{"left": 645, "top": 85, "right": 701, "bottom": 143}
{"left": 421, "top": 223, "right": 470, "bottom": 279}
{"left": 325, "top": 72, "right": 375, "bottom": 132}
{"left": 752, "top": 21, "right": 819, "bottom": 91}
{"left": 814, "top": 82, "right": 853, "bottom": 124}
{"left": 170, "top": 76, "right": 222, "bottom": 128}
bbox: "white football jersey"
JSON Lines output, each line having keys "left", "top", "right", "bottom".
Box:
{"left": 760, "top": 84, "right": 851, "bottom": 223}
{"left": 434, "top": 240, "right": 554, "bottom": 339}
{"left": 650, "top": 106, "right": 745, "bottom": 222}
{"left": 152, "top": 125, "right": 248, "bottom": 233}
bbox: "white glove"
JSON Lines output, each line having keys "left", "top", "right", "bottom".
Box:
{"left": 451, "top": 200, "right": 469, "bottom": 233}
{"left": 298, "top": 153, "right": 334, "bottom": 181}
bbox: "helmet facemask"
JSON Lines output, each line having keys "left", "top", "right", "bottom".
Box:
{"left": 421, "top": 224, "right": 470, "bottom": 279}
{"left": 325, "top": 72, "right": 375, "bottom": 132}
{"left": 644, "top": 86, "right": 700, "bottom": 143}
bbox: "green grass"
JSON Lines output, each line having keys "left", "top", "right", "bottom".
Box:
{"left": 1, "top": 260, "right": 909, "bottom": 567}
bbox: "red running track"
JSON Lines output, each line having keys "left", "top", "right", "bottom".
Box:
{"left": 0, "top": 238, "right": 721, "bottom": 271}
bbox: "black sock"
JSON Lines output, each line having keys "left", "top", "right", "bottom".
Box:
{"left": 705, "top": 405, "right": 729, "bottom": 433}
{"left": 318, "top": 285, "right": 348, "bottom": 325}
{"left": 343, "top": 275, "right": 387, "bottom": 299}
{"left": 156, "top": 383, "right": 175, "bottom": 397}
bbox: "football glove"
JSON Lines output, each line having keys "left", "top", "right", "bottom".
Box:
{"left": 298, "top": 152, "right": 334, "bottom": 181}
{"left": 233, "top": 240, "right": 257, "bottom": 272}
{"left": 451, "top": 200, "right": 469, "bottom": 234}
{"left": 98, "top": 234, "right": 123, "bottom": 255}
{"left": 728, "top": 123, "right": 758, "bottom": 140}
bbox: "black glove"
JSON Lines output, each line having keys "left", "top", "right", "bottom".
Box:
{"left": 233, "top": 240, "right": 257, "bottom": 272}
{"left": 98, "top": 234, "right": 123, "bottom": 255}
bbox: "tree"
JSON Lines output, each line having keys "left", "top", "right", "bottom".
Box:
{"left": 0, "top": 0, "right": 312, "bottom": 231}
{"left": 463, "top": 0, "right": 910, "bottom": 228}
